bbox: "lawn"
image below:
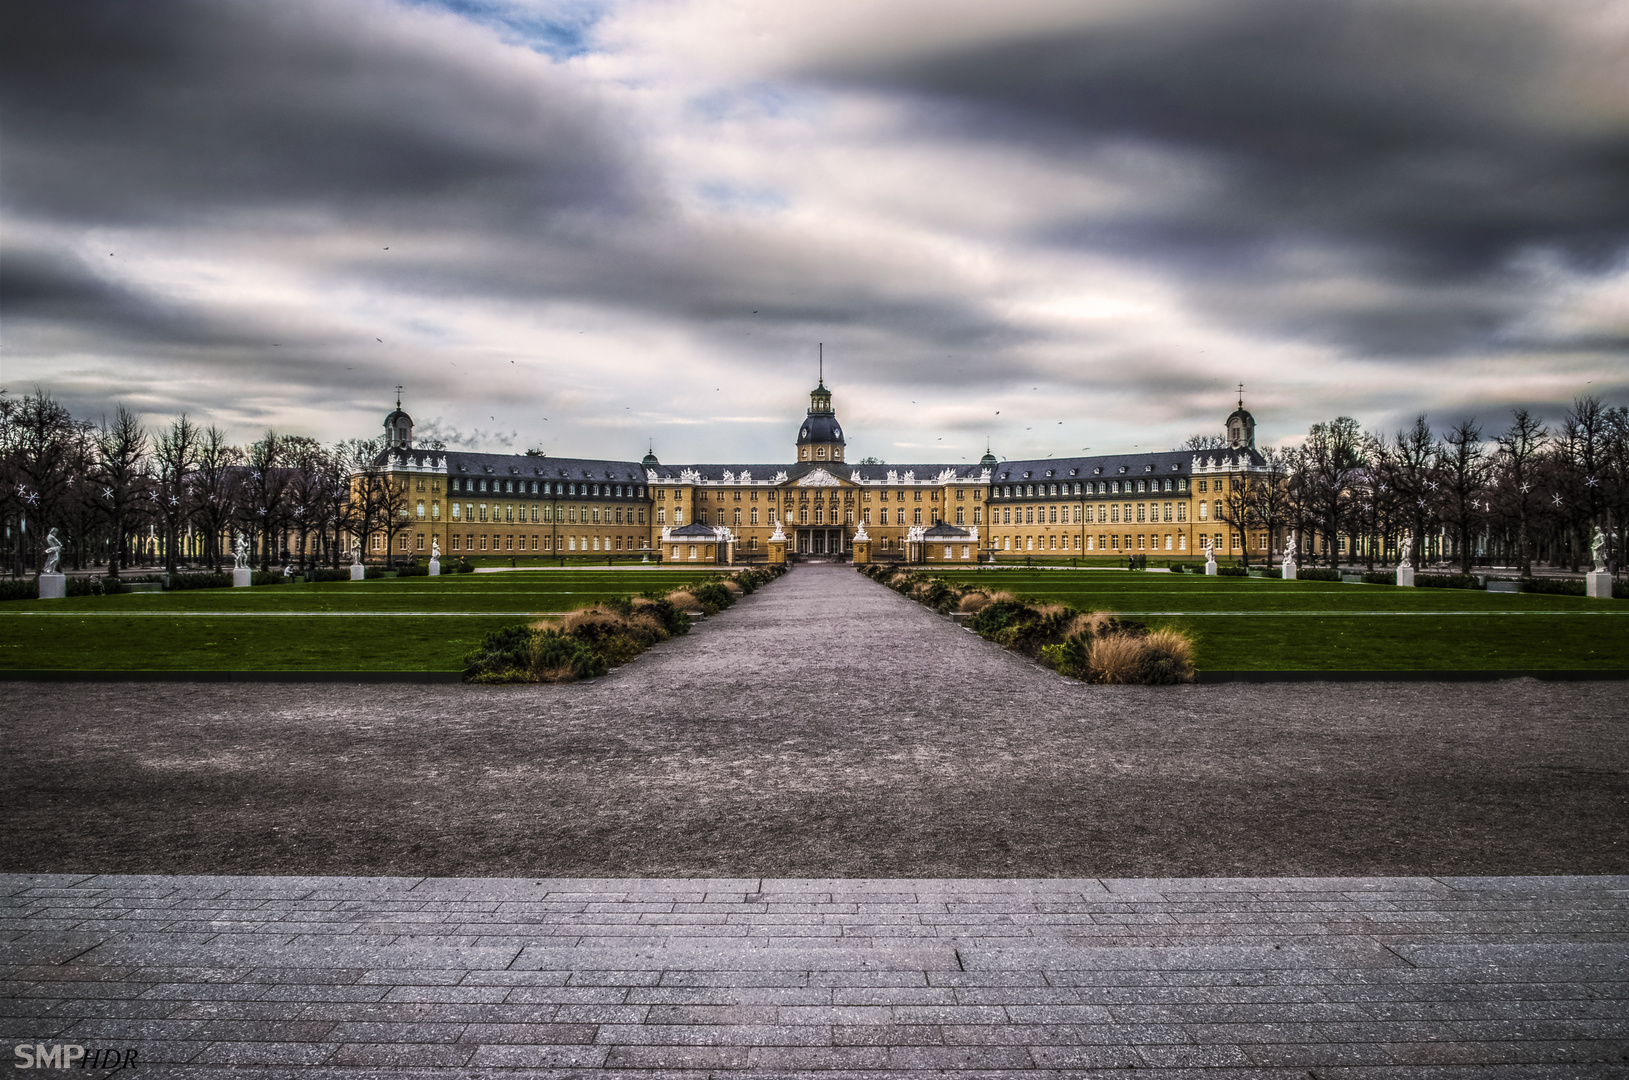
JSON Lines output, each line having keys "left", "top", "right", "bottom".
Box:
{"left": 932, "top": 568, "right": 1629, "bottom": 671}
{"left": 0, "top": 568, "right": 730, "bottom": 672}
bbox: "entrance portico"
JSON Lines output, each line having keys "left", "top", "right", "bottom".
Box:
{"left": 796, "top": 528, "right": 848, "bottom": 557}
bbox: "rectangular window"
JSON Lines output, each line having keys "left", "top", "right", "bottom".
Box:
{"left": 479, "top": 504, "right": 488, "bottom": 522}
{"left": 1177, "top": 503, "right": 1187, "bottom": 522}
{"left": 913, "top": 508, "right": 922, "bottom": 525}
{"left": 1198, "top": 501, "right": 1207, "bottom": 520}
{"left": 1110, "top": 506, "right": 1119, "bottom": 523}
{"left": 955, "top": 508, "right": 964, "bottom": 525}
{"left": 973, "top": 508, "right": 981, "bottom": 524}
{"left": 480, "top": 535, "right": 488, "bottom": 551}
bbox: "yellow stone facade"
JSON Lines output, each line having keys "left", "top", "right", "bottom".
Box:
{"left": 363, "top": 385, "right": 1269, "bottom": 563}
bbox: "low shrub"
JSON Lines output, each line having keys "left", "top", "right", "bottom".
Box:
{"left": 251, "top": 571, "right": 293, "bottom": 586}
{"left": 0, "top": 579, "right": 41, "bottom": 601}
{"left": 66, "top": 576, "right": 127, "bottom": 596}
{"left": 1520, "top": 577, "right": 1582, "bottom": 597}
{"left": 1262, "top": 567, "right": 1282, "bottom": 578}
{"left": 1215, "top": 566, "right": 1248, "bottom": 577}
{"left": 1417, "top": 573, "right": 1478, "bottom": 589}
{"left": 1362, "top": 570, "right": 1397, "bottom": 585}
{"left": 691, "top": 582, "right": 735, "bottom": 614}
{"left": 1295, "top": 567, "right": 1341, "bottom": 581}
{"left": 167, "top": 572, "right": 233, "bottom": 590}
{"left": 309, "top": 568, "right": 353, "bottom": 582}
{"left": 396, "top": 564, "right": 429, "bottom": 577}
{"left": 463, "top": 624, "right": 535, "bottom": 681}
{"left": 529, "top": 629, "right": 608, "bottom": 681}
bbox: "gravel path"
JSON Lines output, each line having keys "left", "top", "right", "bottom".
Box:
{"left": 1, "top": 564, "right": 1625, "bottom": 878}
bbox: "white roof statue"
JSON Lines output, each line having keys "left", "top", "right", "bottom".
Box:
{"left": 646, "top": 468, "right": 659, "bottom": 482}
{"left": 902, "top": 470, "right": 915, "bottom": 482}
{"left": 660, "top": 526, "right": 672, "bottom": 542}
{"left": 721, "top": 470, "right": 735, "bottom": 483}
{"left": 771, "top": 471, "right": 788, "bottom": 484}
{"left": 679, "top": 467, "right": 701, "bottom": 483}
{"left": 886, "top": 470, "right": 899, "bottom": 483}
{"left": 934, "top": 468, "right": 957, "bottom": 484}
{"left": 738, "top": 469, "right": 752, "bottom": 482}
{"left": 905, "top": 525, "right": 925, "bottom": 543}
{"left": 712, "top": 526, "right": 733, "bottom": 543}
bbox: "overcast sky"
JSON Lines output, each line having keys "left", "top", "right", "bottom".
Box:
{"left": 3, "top": 0, "right": 1627, "bottom": 464}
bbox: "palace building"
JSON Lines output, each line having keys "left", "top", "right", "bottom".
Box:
{"left": 364, "top": 381, "right": 1269, "bottom": 564}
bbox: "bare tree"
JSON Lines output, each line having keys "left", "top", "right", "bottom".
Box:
{"left": 1179, "top": 433, "right": 1228, "bottom": 452}
{"left": 1493, "top": 408, "right": 1547, "bottom": 576}
{"left": 1300, "top": 417, "right": 1363, "bottom": 567}
{"left": 1386, "top": 416, "right": 1441, "bottom": 565}
{"left": 1214, "top": 470, "right": 1255, "bottom": 567}
{"left": 193, "top": 427, "right": 242, "bottom": 571}
{"left": 241, "top": 431, "right": 291, "bottom": 571}
{"left": 95, "top": 405, "right": 151, "bottom": 578}
{"left": 1437, "top": 419, "right": 1492, "bottom": 574}
{"left": 282, "top": 436, "right": 329, "bottom": 570}
{"left": 154, "top": 414, "right": 200, "bottom": 576}
{"left": 1247, "top": 446, "right": 1293, "bottom": 561}
{"left": 1, "top": 391, "right": 81, "bottom": 575}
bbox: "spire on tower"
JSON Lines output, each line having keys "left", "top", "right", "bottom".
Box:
{"left": 395, "top": 384, "right": 403, "bottom": 409}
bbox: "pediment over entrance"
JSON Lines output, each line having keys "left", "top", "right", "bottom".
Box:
{"left": 796, "top": 468, "right": 842, "bottom": 487}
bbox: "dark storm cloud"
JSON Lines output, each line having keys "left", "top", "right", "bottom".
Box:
{"left": 815, "top": 0, "right": 1629, "bottom": 357}
{"left": 0, "top": 0, "right": 635, "bottom": 226}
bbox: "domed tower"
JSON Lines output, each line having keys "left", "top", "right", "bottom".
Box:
{"left": 796, "top": 374, "right": 845, "bottom": 463}
{"left": 1225, "top": 386, "right": 1255, "bottom": 451}
{"left": 641, "top": 444, "right": 660, "bottom": 470}
{"left": 979, "top": 446, "right": 998, "bottom": 469}
{"left": 383, "top": 388, "right": 413, "bottom": 450}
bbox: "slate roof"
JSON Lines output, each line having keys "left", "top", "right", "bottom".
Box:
{"left": 443, "top": 451, "right": 648, "bottom": 482}
{"left": 922, "top": 521, "right": 976, "bottom": 539}
{"left": 666, "top": 521, "right": 722, "bottom": 538}
{"left": 991, "top": 447, "right": 1265, "bottom": 484}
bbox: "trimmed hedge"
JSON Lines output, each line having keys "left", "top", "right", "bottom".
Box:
{"left": 1294, "top": 567, "right": 1341, "bottom": 581}
{"left": 1417, "top": 573, "right": 1479, "bottom": 589}
{"left": 1215, "top": 566, "right": 1248, "bottom": 577}
{"left": 1362, "top": 571, "right": 1397, "bottom": 585}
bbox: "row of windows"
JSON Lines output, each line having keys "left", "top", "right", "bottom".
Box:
{"left": 427, "top": 533, "right": 650, "bottom": 552}
{"left": 996, "top": 533, "right": 1195, "bottom": 552}
{"left": 994, "top": 502, "right": 1188, "bottom": 525}
{"left": 448, "top": 477, "right": 646, "bottom": 498}
{"left": 996, "top": 478, "right": 1190, "bottom": 498}
{"left": 447, "top": 503, "right": 645, "bottom": 524}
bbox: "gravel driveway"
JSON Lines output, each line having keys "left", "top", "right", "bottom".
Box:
{"left": 2, "top": 564, "right": 1624, "bottom": 877}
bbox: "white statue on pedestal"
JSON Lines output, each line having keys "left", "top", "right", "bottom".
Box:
{"left": 1593, "top": 526, "right": 1608, "bottom": 573}
{"left": 351, "top": 544, "right": 363, "bottom": 567}
{"left": 431, "top": 538, "right": 440, "bottom": 560}
{"left": 43, "top": 528, "right": 63, "bottom": 575}
{"left": 233, "top": 533, "right": 250, "bottom": 570}
{"left": 769, "top": 520, "right": 786, "bottom": 543}
{"left": 1281, "top": 530, "right": 1296, "bottom": 571}
{"left": 1204, "top": 538, "right": 1216, "bottom": 569}
{"left": 852, "top": 521, "right": 870, "bottom": 542}
{"left": 1399, "top": 531, "right": 1414, "bottom": 570}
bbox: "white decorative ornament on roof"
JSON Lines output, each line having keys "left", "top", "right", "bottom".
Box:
{"left": 738, "top": 470, "right": 752, "bottom": 483}
{"left": 660, "top": 526, "right": 672, "bottom": 542}
{"left": 886, "top": 470, "right": 899, "bottom": 483}
{"left": 679, "top": 467, "right": 701, "bottom": 483}
{"left": 905, "top": 525, "right": 925, "bottom": 543}
{"left": 772, "top": 471, "right": 788, "bottom": 484}
{"left": 713, "top": 526, "right": 733, "bottom": 543}
{"left": 437, "top": 456, "right": 447, "bottom": 470}
{"left": 388, "top": 454, "right": 401, "bottom": 469}
{"left": 721, "top": 470, "right": 735, "bottom": 483}
{"left": 902, "top": 470, "right": 915, "bottom": 483}
{"left": 934, "top": 468, "right": 957, "bottom": 484}
{"left": 797, "top": 468, "right": 839, "bottom": 487}
{"left": 646, "top": 469, "right": 659, "bottom": 482}
{"left": 978, "top": 469, "right": 991, "bottom": 482}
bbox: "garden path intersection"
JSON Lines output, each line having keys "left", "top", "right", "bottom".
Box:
{"left": 4, "top": 565, "right": 1628, "bottom": 1076}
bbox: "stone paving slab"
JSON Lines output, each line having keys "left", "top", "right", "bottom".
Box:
{"left": 3, "top": 874, "right": 1626, "bottom": 1076}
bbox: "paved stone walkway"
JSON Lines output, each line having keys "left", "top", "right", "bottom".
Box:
{"left": 4, "top": 873, "right": 1626, "bottom": 1077}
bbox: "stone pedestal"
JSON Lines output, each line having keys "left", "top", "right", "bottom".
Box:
{"left": 1396, "top": 565, "right": 1415, "bottom": 587}
{"left": 1281, "top": 564, "right": 1296, "bottom": 581}
{"left": 852, "top": 540, "right": 872, "bottom": 566}
{"left": 428, "top": 558, "right": 440, "bottom": 577}
{"left": 1586, "top": 570, "right": 1612, "bottom": 599}
{"left": 37, "top": 573, "right": 65, "bottom": 600}
{"left": 350, "top": 564, "right": 365, "bottom": 581}
{"left": 1204, "top": 561, "right": 1217, "bottom": 576}
{"left": 767, "top": 539, "right": 787, "bottom": 566}
{"left": 232, "top": 567, "right": 253, "bottom": 588}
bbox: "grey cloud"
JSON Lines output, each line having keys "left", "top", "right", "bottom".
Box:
{"left": 810, "top": 0, "right": 1629, "bottom": 357}
{"left": 0, "top": 0, "right": 636, "bottom": 227}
